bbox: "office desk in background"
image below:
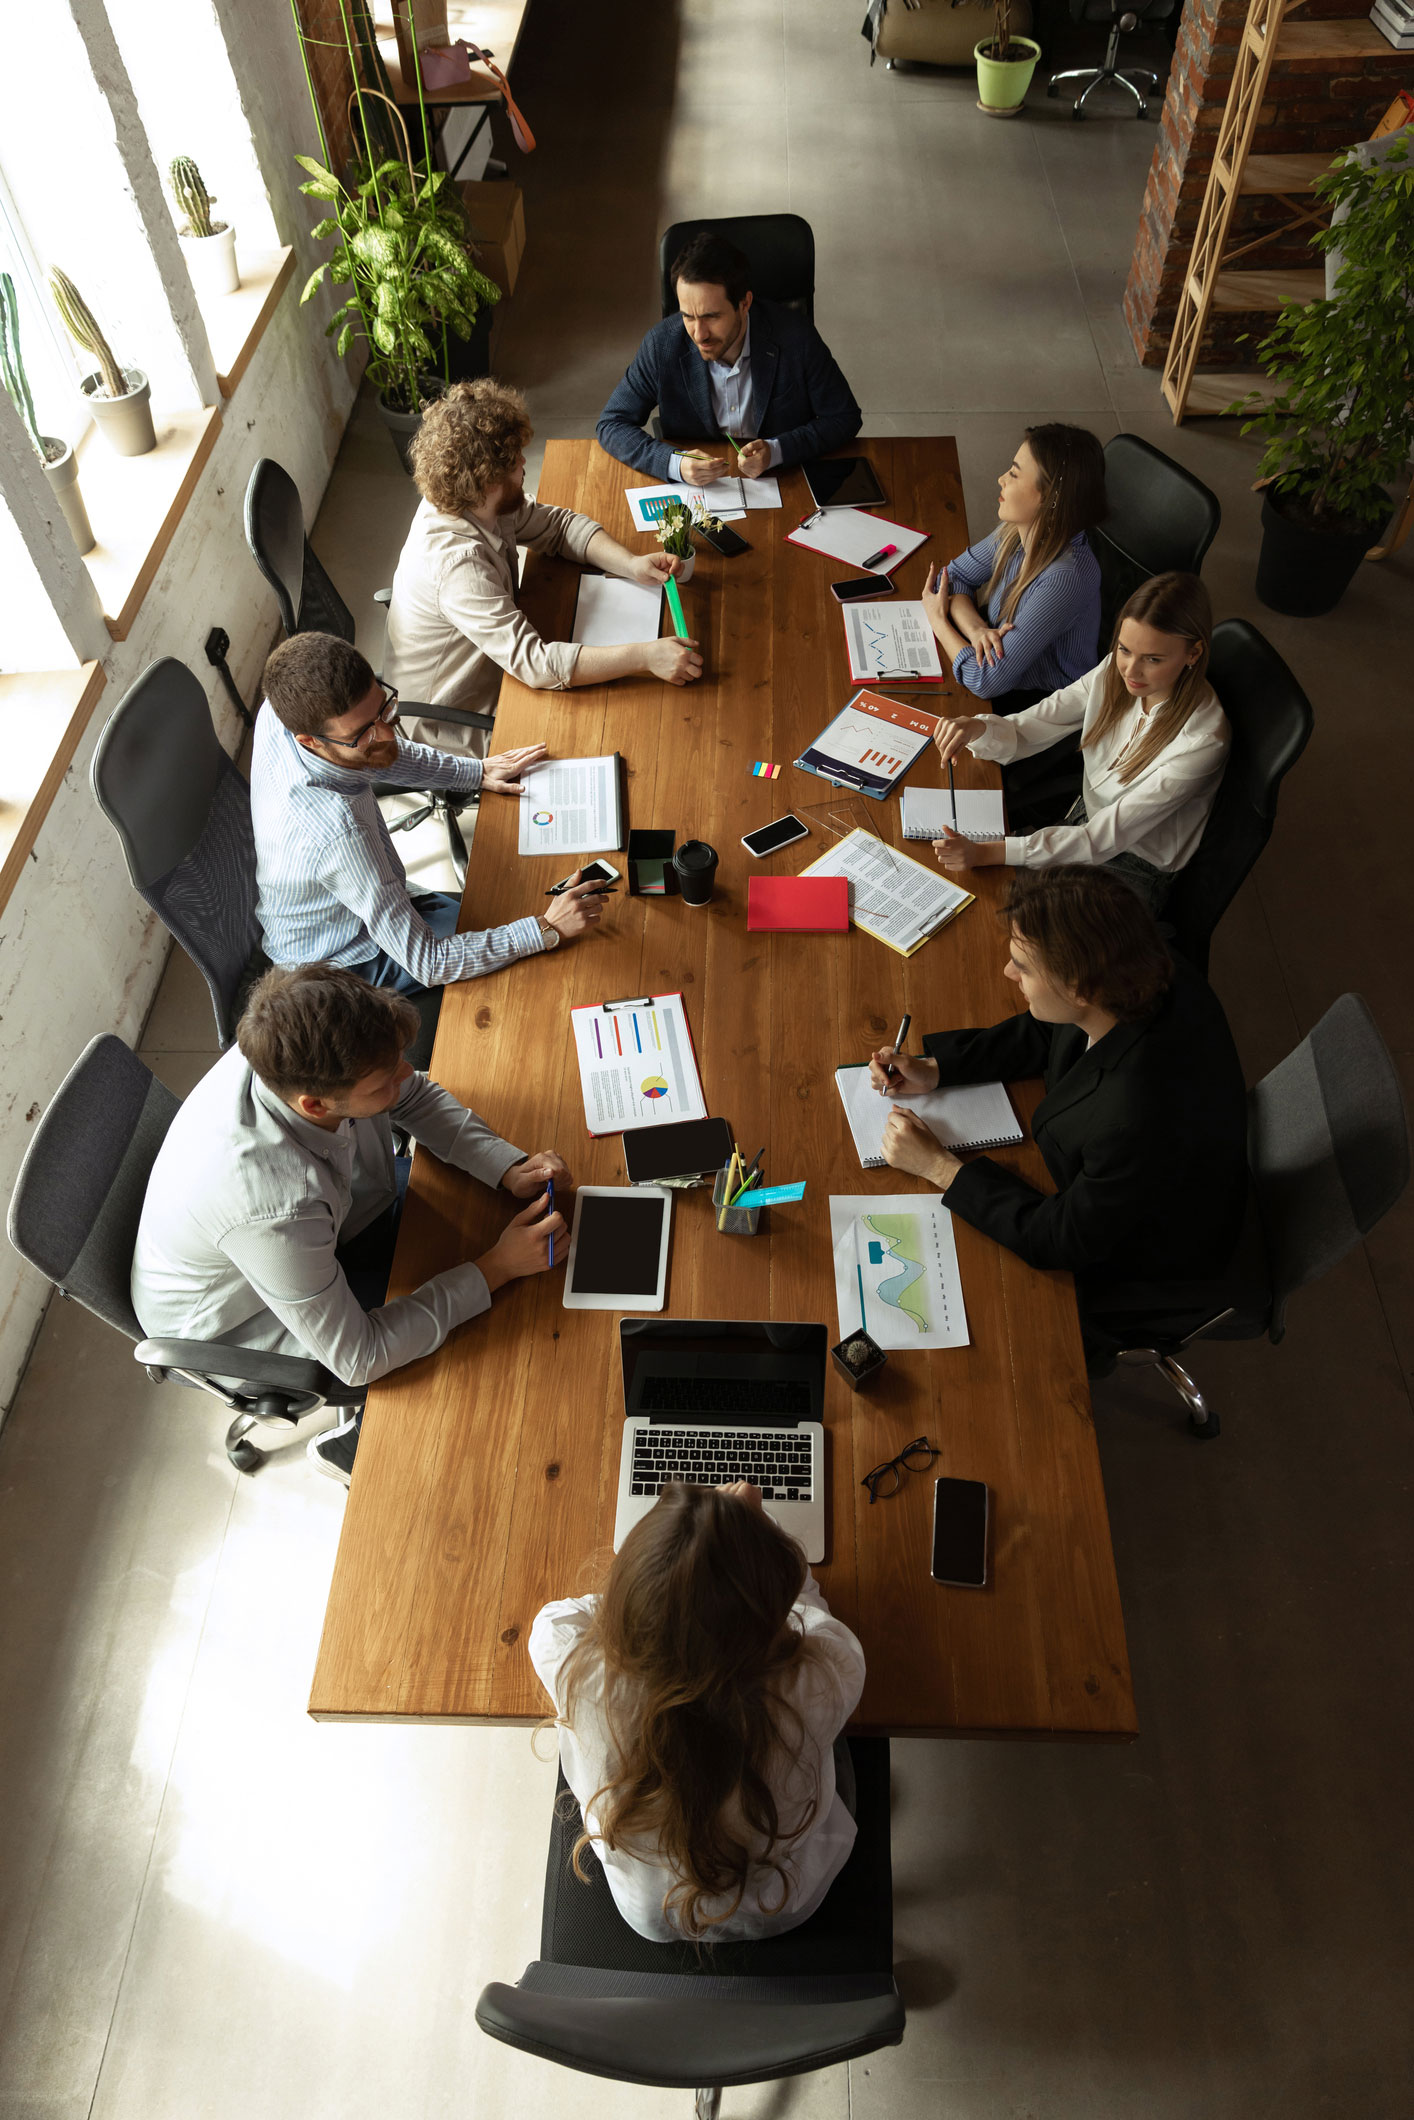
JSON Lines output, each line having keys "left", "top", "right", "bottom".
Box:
{"left": 310, "top": 438, "right": 1136, "bottom": 1743}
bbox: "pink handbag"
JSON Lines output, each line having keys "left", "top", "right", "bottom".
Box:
{"left": 418, "top": 38, "right": 537, "bottom": 152}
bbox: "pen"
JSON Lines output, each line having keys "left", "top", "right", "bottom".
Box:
{"left": 947, "top": 755, "right": 956, "bottom": 824}
{"left": 547, "top": 1177, "right": 554, "bottom": 1268}
{"left": 862, "top": 542, "right": 898, "bottom": 570}
{"left": 545, "top": 884, "right": 618, "bottom": 897}
{"left": 886, "top": 1014, "right": 911, "bottom": 1085}
{"left": 798, "top": 510, "right": 823, "bottom": 529}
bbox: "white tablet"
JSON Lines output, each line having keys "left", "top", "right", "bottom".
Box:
{"left": 562, "top": 1186, "right": 672, "bottom": 1311}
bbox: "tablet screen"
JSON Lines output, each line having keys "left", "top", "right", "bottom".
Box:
{"left": 567, "top": 1193, "right": 667, "bottom": 1296}
{"left": 803, "top": 456, "right": 886, "bottom": 509}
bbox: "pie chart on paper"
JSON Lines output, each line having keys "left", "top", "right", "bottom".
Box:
{"left": 532, "top": 811, "right": 554, "bottom": 826}
{"left": 640, "top": 1077, "right": 669, "bottom": 1100}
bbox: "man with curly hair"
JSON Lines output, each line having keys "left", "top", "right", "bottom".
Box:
{"left": 384, "top": 379, "right": 700, "bottom": 745}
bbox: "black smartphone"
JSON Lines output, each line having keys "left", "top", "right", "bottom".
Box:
{"left": 548, "top": 858, "right": 620, "bottom": 896}
{"left": 624, "top": 1117, "right": 735, "bottom": 1186}
{"left": 931, "top": 1477, "right": 989, "bottom": 1588}
{"left": 831, "top": 577, "right": 889, "bottom": 603}
{"left": 695, "top": 522, "right": 751, "bottom": 558}
{"left": 742, "top": 813, "right": 809, "bottom": 858}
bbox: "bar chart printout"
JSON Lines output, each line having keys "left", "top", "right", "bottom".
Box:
{"left": 570, "top": 993, "right": 708, "bottom": 1135}
{"left": 794, "top": 689, "right": 938, "bottom": 797}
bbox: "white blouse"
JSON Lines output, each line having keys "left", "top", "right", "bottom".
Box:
{"left": 529, "top": 1573, "right": 866, "bottom": 1943}
{"left": 967, "top": 660, "right": 1231, "bottom": 874}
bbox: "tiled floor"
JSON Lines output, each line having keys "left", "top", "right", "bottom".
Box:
{"left": 2, "top": 3, "right": 1412, "bottom": 2115}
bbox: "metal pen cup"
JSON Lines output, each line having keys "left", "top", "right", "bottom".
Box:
{"left": 713, "top": 1165, "right": 763, "bottom": 1235}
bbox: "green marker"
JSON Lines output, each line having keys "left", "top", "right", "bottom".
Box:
{"left": 665, "top": 575, "right": 688, "bottom": 640}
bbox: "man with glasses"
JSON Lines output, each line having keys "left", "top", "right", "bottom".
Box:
{"left": 251, "top": 632, "right": 603, "bottom": 997}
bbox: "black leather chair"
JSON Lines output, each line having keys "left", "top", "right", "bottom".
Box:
{"left": 476, "top": 1741, "right": 905, "bottom": 2114}
{"left": 1048, "top": 0, "right": 1176, "bottom": 118}
{"left": 1165, "top": 620, "right": 1314, "bottom": 977}
{"left": 659, "top": 213, "right": 815, "bottom": 321}
{"left": 1093, "top": 432, "right": 1222, "bottom": 646}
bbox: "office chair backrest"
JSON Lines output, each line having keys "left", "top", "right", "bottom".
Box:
{"left": 1249, "top": 993, "right": 1409, "bottom": 1341}
{"left": 91, "top": 658, "right": 264, "bottom": 1048}
{"left": 244, "top": 457, "right": 355, "bottom": 641}
{"left": 8, "top": 1035, "right": 177, "bottom": 1341}
{"left": 1092, "top": 433, "right": 1221, "bottom": 646}
{"left": 659, "top": 214, "right": 815, "bottom": 322}
{"left": 1165, "top": 620, "right": 1314, "bottom": 975}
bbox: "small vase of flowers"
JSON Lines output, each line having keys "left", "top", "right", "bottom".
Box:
{"left": 653, "top": 496, "right": 722, "bottom": 582}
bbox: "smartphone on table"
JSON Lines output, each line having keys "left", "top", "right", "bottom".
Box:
{"left": 931, "top": 1477, "right": 989, "bottom": 1588}
{"left": 831, "top": 577, "right": 891, "bottom": 603}
{"left": 741, "top": 814, "right": 809, "bottom": 858}
{"left": 548, "top": 859, "right": 620, "bottom": 896}
{"left": 695, "top": 522, "right": 751, "bottom": 558}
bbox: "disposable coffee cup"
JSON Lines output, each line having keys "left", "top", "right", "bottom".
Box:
{"left": 672, "top": 839, "right": 718, "bottom": 907}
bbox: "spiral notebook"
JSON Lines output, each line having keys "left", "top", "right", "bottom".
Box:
{"left": 901, "top": 787, "right": 1007, "bottom": 842}
{"left": 835, "top": 1064, "right": 1022, "bottom": 1167}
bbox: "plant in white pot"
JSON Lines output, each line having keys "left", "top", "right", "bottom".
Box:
{"left": 0, "top": 272, "right": 94, "bottom": 553}
{"left": 170, "top": 156, "right": 240, "bottom": 298}
{"left": 973, "top": 0, "right": 1042, "bottom": 117}
{"left": 48, "top": 268, "right": 156, "bottom": 457}
{"left": 652, "top": 496, "right": 721, "bottom": 582}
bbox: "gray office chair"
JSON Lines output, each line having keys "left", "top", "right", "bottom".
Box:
{"left": 476, "top": 1740, "right": 905, "bottom": 2113}
{"left": 1093, "top": 433, "right": 1222, "bottom": 647}
{"left": 1048, "top": 0, "right": 1175, "bottom": 118}
{"left": 1165, "top": 620, "right": 1314, "bottom": 977}
{"left": 6, "top": 1034, "right": 364, "bottom": 1473}
{"left": 243, "top": 456, "right": 494, "bottom": 885}
{"left": 1108, "top": 994, "right": 1409, "bottom": 1436}
{"left": 658, "top": 214, "right": 815, "bottom": 321}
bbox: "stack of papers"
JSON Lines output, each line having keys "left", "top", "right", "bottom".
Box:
{"left": 800, "top": 828, "right": 972, "bottom": 957}
{"left": 626, "top": 478, "right": 782, "bottom": 531}
{"left": 570, "top": 575, "right": 662, "bottom": 646}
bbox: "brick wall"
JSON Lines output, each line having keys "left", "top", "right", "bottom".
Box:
{"left": 1123, "top": 0, "right": 1407, "bottom": 369}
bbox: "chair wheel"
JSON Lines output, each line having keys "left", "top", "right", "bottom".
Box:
{"left": 227, "top": 1436, "right": 265, "bottom": 1474}
{"left": 1188, "top": 1409, "right": 1221, "bottom": 1441}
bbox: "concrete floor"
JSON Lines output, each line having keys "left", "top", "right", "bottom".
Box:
{"left": 2, "top": 2, "right": 1412, "bottom": 2115}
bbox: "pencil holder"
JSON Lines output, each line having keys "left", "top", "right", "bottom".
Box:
{"left": 831, "top": 1330, "right": 887, "bottom": 1392}
{"left": 713, "top": 1166, "right": 764, "bottom": 1235}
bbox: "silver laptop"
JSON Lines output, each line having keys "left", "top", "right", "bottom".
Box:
{"left": 614, "top": 1321, "right": 827, "bottom": 1562}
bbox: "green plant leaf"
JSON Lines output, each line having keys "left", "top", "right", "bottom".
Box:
{"left": 300, "top": 264, "right": 328, "bottom": 303}
{"left": 336, "top": 322, "right": 354, "bottom": 357}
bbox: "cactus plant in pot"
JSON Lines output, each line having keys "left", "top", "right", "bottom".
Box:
{"left": 973, "top": 0, "right": 1042, "bottom": 116}
{"left": 0, "top": 272, "right": 94, "bottom": 553}
{"left": 170, "top": 156, "right": 240, "bottom": 298}
{"left": 48, "top": 269, "right": 156, "bottom": 457}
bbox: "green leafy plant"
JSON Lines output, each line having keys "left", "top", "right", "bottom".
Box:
{"left": 1231, "top": 138, "right": 1414, "bottom": 532}
{"left": 654, "top": 496, "right": 722, "bottom": 557}
{"left": 48, "top": 267, "right": 128, "bottom": 399}
{"left": 0, "top": 271, "right": 54, "bottom": 461}
{"left": 169, "top": 156, "right": 224, "bottom": 239}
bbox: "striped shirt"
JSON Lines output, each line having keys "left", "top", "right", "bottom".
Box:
{"left": 249, "top": 708, "right": 545, "bottom": 988}
{"left": 945, "top": 529, "right": 1101, "bottom": 702}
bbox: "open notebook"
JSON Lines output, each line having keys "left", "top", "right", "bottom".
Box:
{"left": 835, "top": 1064, "right": 1022, "bottom": 1168}
{"left": 901, "top": 787, "right": 1007, "bottom": 842}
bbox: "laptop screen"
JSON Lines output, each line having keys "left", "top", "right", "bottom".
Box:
{"left": 619, "top": 1320, "right": 827, "bottom": 1421}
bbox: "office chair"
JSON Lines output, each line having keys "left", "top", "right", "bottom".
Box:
{"left": 7, "top": 1034, "right": 364, "bottom": 1474}
{"left": 1165, "top": 620, "right": 1314, "bottom": 977}
{"left": 476, "top": 1741, "right": 906, "bottom": 2113}
{"left": 1093, "top": 432, "right": 1222, "bottom": 646}
{"left": 658, "top": 213, "right": 816, "bottom": 321}
{"left": 243, "top": 457, "right": 494, "bottom": 885}
{"left": 1107, "top": 994, "right": 1409, "bottom": 1437}
{"left": 1047, "top": 0, "right": 1175, "bottom": 118}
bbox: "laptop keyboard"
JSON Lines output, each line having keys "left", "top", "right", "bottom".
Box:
{"left": 638, "top": 1375, "right": 814, "bottom": 1416}
{"left": 630, "top": 1424, "right": 815, "bottom": 1503}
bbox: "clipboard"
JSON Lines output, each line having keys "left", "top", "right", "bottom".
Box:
{"left": 786, "top": 509, "right": 929, "bottom": 577}
{"left": 570, "top": 992, "right": 708, "bottom": 1136}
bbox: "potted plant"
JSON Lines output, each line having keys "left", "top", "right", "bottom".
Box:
{"left": 0, "top": 271, "right": 94, "bottom": 553}
{"left": 972, "top": 0, "right": 1042, "bottom": 117}
{"left": 48, "top": 268, "right": 156, "bottom": 457}
{"left": 1231, "top": 137, "right": 1413, "bottom": 616}
{"left": 169, "top": 156, "right": 240, "bottom": 299}
{"left": 652, "top": 496, "right": 721, "bottom": 582}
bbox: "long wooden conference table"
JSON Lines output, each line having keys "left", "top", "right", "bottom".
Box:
{"left": 310, "top": 437, "right": 1137, "bottom": 1741}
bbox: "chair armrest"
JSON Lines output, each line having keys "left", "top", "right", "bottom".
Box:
{"left": 375, "top": 587, "right": 392, "bottom": 606}
{"left": 396, "top": 696, "right": 496, "bottom": 734}
{"left": 135, "top": 1339, "right": 363, "bottom": 1406}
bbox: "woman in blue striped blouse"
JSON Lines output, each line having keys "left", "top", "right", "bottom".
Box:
{"left": 920, "top": 426, "right": 1107, "bottom": 711}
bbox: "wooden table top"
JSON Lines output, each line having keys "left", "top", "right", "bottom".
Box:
{"left": 309, "top": 437, "right": 1136, "bottom": 1741}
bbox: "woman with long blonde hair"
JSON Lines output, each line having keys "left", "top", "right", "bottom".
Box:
{"left": 529, "top": 1481, "right": 865, "bottom": 1943}
{"left": 930, "top": 572, "right": 1229, "bottom": 914}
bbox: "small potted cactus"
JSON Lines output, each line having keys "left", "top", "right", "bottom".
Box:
{"left": 48, "top": 268, "right": 156, "bottom": 456}
{"left": 0, "top": 272, "right": 94, "bottom": 552}
{"left": 169, "top": 157, "right": 239, "bottom": 298}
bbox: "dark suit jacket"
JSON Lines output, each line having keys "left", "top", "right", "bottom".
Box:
{"left": 925, "top": 959, "right": 1248, "bottom": 1314}
{"left": 595, "top": 298, "right": 862, "bottom": 481}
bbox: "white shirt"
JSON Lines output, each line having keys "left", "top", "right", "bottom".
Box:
{"left": 967, "top": 660, "right": 1231, "bottom": 873}
{"left": 529, "top": 1573, "right": 866, "bottom": 1942}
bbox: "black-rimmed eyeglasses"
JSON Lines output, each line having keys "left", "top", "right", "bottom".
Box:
{"left": 320, "top": 684, "right": 401, "bottom": 752}
{"left": 860, "top": 1436, "right": 939, "bottom": 1503}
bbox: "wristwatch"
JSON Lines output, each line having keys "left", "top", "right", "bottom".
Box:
{"left": 537, "top": 914, "right": 561, "bottom": 950}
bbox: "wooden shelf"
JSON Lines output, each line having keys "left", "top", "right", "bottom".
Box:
{"left": 1166, "top": 370, "right": 1283, "bottom": 416}
{"left": 202, "top": 245, "right": 296, "bottom": 396}
{"left": 373, "top": 0, "right": 526, "bottom": 103}
{"left": 1240, "top": 151, "right": 1336, "bottom": 193}
{"left": 1211, "top": 267, "right": 1324, "bottom": 309}
{"left": 76, "top": 405, "right": 223, "bottom": 641}
{"left": 0, "top": 665, "right": 106, "bottom": 914}
{"left": 1275, "top": 19, "right": 1408, "bottom": 59}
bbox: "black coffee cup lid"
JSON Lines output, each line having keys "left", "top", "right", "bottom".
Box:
{"left": 674, "top": 840, "right": 718, "bottom": 871}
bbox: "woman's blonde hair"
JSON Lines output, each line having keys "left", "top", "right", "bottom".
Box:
{"left": 1083, "top": 571, "right": 1213, "bottom": 785}
{"left": 983, "top": 423, "right": 1107, "bottom": 624}
{"left": 409, "top": 377, "right": 532, "bottom": 514}
{"left": 557, "top": 1484, "right": 822, "bottom": 1940}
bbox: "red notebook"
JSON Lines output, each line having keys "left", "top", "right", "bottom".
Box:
{"left": 747, "top": 876, "right": 849, "bottom": 933}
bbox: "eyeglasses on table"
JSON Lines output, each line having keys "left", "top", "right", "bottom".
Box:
{"left": 860, "top": 1435, "right": 939, "bottom": 1503}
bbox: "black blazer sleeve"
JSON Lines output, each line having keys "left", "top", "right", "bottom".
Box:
{"left": 769, "top": 328, "right": 862, "bottom": 465}
{"left": 596, "top": 332, "right": 674, "bottom": 480}
{"left": 941, "top": 1095, "right": 1153, "bottom": 1275}
{"left": 924, "top": 1014, "right": 1052, "bottom": 1087}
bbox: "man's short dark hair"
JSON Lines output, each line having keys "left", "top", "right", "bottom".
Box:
{"left": 670, "top": 232, "right": 752, "bottom": 308}
{"left": 261, "top": 633, "right": 375, "bottom": 740}
{"left": 237, "top": 965, "right": 419, "bottom": 1099}
{"left": 1001, "top": 867, "right": 1173, "bottom": 1024}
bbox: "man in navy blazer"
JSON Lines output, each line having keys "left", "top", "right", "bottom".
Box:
{"left": 596, "top": 231, "right": 862, "bottom": 485}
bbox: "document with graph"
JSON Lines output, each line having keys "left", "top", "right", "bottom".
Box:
{"left": 794, "top": 690, "right": 939, "bottom": 798}
{"left": 517, "top": 754, "right": 624, "bottom": 855}
{"left": 570, "top": 993, "right": 708, "bottom": 1136}
{"left": 840, "top": 600, "right": 945, "bottom": 686}
{"left": 830, "top": 1193, "right": 970, "bottom": 1350}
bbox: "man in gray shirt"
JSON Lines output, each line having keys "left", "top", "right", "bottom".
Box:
{"left": 131, "top": 965, "right": 569, "bottom": 1483}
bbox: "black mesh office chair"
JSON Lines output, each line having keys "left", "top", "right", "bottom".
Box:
{"left": 243, "top": 457, "right": 494, "bottom": 884}
{"left": 1094, "top": 433, "right": 1222, "bottom": 646}
{"left": 7, "top": 1035, "right": 364, "bottom": 1473}
{"left": 1048, "top": 0, "right": 1176, "bottom": 118}
{"left": 477, "top": 1741, "right": 904, "bottom": 2114}
{"left": 1165, "top": 620, "right": 1314, "bottom": 977}
{"left": 1105, "top": 995, "right": 1409, "bottom": 1436}
{"left": 658, "top": 214, "right": 816, "bottom": 320}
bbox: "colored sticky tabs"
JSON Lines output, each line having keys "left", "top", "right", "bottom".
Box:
{"left": 752, "top": 760, "right": 781, "bottom": 779}
{"left": 741, "top": 1182, "right": 806, "bottom": 1206}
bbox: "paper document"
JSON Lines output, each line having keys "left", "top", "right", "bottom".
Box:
{"left": 842, "top": 601, "right": 945, "bottom": 685}
{"left": 571, "top": 993, "right": 708, "bottom": 1136}
{"left": 570, "top": 575, "right": 662, "bottom": 647}
{"left": 834, "top": 1066, "right": 1021, "bottom": 1169}
{"left": 830, "top": 1194, "right": 970, "bottom": 1350}
{"left": 794, "top": 690, "right": 938, "bottom": 799}
{"left": 901, "top": 786, "right": 1007, "bottom": 841}
{"left": 787, "top": 509, "right": 928, "bottom": 576}
{"left": 625, "top": 476, "right": 782, "bottom": 531}
{"left": 518, "top": 754, "right": 623, "bottom": 856}
{"left": 801, "top": 828, "right": 973, "bottom": 957}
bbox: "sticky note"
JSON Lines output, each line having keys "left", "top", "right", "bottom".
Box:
{"left": 752, "top": 761, "right": 781, "bottom": 779}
